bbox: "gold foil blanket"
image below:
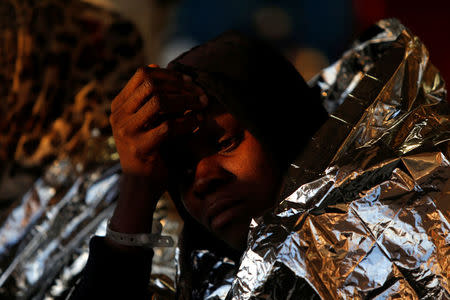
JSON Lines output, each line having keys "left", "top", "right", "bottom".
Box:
{"left": 229, "top": 19, "right": 449, "bottom": 300}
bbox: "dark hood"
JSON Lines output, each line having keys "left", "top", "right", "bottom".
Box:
{"left": 167, "top": 30, "right": 328, "bottom": 168}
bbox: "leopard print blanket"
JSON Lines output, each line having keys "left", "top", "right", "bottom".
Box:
{"left": 0, "top": 0, "right": 146, "bottom": 203}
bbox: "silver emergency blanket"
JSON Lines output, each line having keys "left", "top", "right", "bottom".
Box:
{"left": 227, "top": 18, "right": 450, "bottom": 299}
{"left": 0, "top": 158, "right": 118, "bottom": 299}
{"left": 0, "top": 156, "right": 180, "bottom": 299}
{"left": 0, "top": 17, "right": 448, "bottom": 300}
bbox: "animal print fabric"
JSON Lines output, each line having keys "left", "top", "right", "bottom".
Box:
{"left": 0, "top": 0, "right": 145, "bottom": 202}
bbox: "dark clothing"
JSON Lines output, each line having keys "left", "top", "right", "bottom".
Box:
{"left": 68, "top": 237, "right": 154, "bottom": 299}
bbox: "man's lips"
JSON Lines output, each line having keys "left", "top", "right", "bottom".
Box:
{"left": 205, "top": 195, "right": 243, "bottom": 230}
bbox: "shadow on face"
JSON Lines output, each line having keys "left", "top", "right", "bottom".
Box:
{"left": 168, "top": 102, "right": 282, "bottom": 250}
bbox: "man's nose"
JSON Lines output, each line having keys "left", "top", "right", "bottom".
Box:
{"left": 192, "top": 155, "right": 234, "bottom": 199}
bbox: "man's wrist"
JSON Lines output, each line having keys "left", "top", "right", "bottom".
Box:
{"left": 109, "top": 173, "right": 163, "bottom": 233}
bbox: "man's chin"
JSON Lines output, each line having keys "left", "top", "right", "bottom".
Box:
{"left": 215, "top": 218, "right": 250, "bottom": 252}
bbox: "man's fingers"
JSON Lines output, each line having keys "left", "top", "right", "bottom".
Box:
{"left": 126, "top": 93, "right": 207, "bottom": 132}
{"left": 137, "top": 114, "right": 199, "bottom": 154}
{"left": 112, "top": 67, "right": 204, "bottom": 114}
{"left": 113, "top": 79, "right": 201, "bottom": 120}
{"left": 155, "top": 94, "right": 208, "bottom": 114}
{"left": 111, "top": 67, "right": 182, "bottom": 113}
{"left": 111, "top": 67, "right": 153, "bottom": 113}
{"left": 143, "top": 68, "right": 205, "bottom": 96}
{"left": 146, "top": 68, "right": 184, "bottom": 83}
{"left": 118, "top": 80, "right": 155, "bottom": 116}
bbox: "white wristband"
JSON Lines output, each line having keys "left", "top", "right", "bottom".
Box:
{"left": 106, "top": 219, "right": 174, "bottom": 248}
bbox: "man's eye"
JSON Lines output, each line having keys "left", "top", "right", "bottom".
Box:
{"left": 217, "top": 133, "right": 244, "bottom": 153}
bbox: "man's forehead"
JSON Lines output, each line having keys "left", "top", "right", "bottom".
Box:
{"left": 202, "top": 97, "right": 227, "bottom": 117}
{"left": 194, "top": 112, "right": 228, "bottom": 139}
{"left": 183, "top": 109, "right": 241, "bottom": 149}
{"left": 195, "top": 99, "right": 233, "bottom": 133}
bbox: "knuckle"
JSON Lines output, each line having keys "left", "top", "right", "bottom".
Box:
{"left": 142, "top": 78, "right": 154, "bottom": 91}
{"left": 159, "top": 121, "right": 170, "bottom": 136}
{"left": 111, "top": 95, "right": 123, "bottom": 112}
{"left": 110, "top": 100, "right": 117, "bottom": 112}
{"left": 117, "top": 127, "right": 127, "bottom": 138}
{"left": 108, "top": 114, "right": 115, "bottom": 125}
{"left": 136, "top": 67, "right": 154, "bottom": 82}
{"left": 136, "top": 66, "right": 148, "bottom": 77}
{"left": 130, "top": 144, "right": 139, "bottom": 157}
{"left": 109, "top": 111, "right": 122, "bottom": 126}
{"left": 150, "top": 95, "right": 162, "bottom": 111}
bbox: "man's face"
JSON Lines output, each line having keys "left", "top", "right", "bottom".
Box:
{"left": 175, "top": 106, "right": 282, "bottom": 250}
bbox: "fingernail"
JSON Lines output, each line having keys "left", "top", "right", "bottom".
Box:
{"left": 182, "top": 74, "right": 192, "bottom": 82}
{"left": 199, "top": 94, "right": 208, "bottom": 106}
{"left": 184, "top": 109, "right": 193, "bottom": 116}
{"left": 192, "top": 126, "right": 200, "bottom": 134}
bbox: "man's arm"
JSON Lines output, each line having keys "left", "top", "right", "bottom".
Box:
{"left": 67, "top": 236, "right": 154, "bottom": 299}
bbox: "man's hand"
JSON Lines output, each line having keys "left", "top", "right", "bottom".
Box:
{"left": 108, "top": 66, "right": 207, "bottom": 235}
{"left": 110, "top": 66, "right": 207, "bottom": 191}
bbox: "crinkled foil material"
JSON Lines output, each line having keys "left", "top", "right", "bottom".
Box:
{"left": 228, "top": 19, "right": 450, "bottom": 299}
{"left": 0, "top": 159, "right": 120, "bottom": 299}
{"left": 0, "top": 137, "right": 180, "bottom": 299}
{"left": 0, "top": 156, "right": 180, "bottom": 299}
{"left": 1, "top": 18, "right": 448, "bottom": 300}
{"left": 190, "top": 250, "right": 236, "bottom": 300}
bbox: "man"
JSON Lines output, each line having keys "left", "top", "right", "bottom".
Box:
{"left": 69, "top": 31, "right": 328, "bottom": 299}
